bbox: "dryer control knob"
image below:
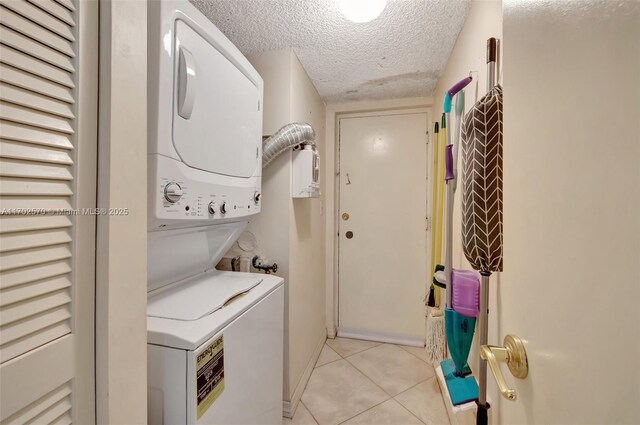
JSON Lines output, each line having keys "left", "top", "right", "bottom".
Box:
{"left": 207, "top": 202, "right": 216, "bottom": 215}
{"left": 254, "top": 192, "right": 261, "bottom": 204}
{"left": 164, "top": 182, "right": 183, "bottom": 203}
{"left": 220, "top": 202, "right": 228, "bottom": 215}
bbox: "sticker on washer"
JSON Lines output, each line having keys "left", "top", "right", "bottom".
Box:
{"left": 196, "top": 335, "right": 225, "bottom": 419}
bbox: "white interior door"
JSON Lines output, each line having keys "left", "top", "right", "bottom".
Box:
{"left": 338, "top": 112, "right": 428, "bottom": 344}
{"left": 490, "top": 2, "right": 640, "bottom": 424}
{"left": 0, "top": 0, "right": 98, "bottom": 423}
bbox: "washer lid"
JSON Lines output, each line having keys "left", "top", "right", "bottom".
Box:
{"left": 147, "top": 271, "right": 284, "bottom": 350}
{"left": 148, "top": 272, "right": 262, "bottom": 321}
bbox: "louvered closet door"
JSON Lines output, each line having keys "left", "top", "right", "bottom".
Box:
{"left": 0, "top": 0, "right": 97, "bottom": 423}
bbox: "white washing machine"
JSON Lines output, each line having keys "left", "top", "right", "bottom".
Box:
{"left": 147, "top": 2, "right": 283, "bottom": 424}
{"left": 147, "top": 271, "right": 284, "bottom": 425}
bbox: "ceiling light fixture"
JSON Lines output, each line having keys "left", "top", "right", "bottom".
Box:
{"left": 337, "top": 0, "right": 387, "bottom": 23}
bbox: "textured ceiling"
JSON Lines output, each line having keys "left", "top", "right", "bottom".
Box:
{"left": 190, "top": 0, "right": 471, "bottom": 103}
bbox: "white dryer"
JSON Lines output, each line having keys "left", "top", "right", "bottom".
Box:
{"left": 147, "top": 1, "right": 283, "bottom": 424}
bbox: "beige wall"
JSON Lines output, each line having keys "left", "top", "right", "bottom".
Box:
{"left": 246, "top": 49, "right": 327, "bottom": 415}
{"left": 96, "top": 0, "right": 148, "bottom": 423}
{"left": 246, "top": 50, "right": 292, "bottom": 296}
{"left": 287, "top": 52, "right": 327, "bottom": 406}
{"left": 250, "top": 49, "right": 292, "bottom": 136}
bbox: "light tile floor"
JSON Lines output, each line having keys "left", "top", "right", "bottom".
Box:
{"left": 285, "top": 338, "right": 450, "bottom": 425}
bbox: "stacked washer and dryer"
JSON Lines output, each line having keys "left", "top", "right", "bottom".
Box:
{"left": 146, "top": 1, "right": 284, "bottom": 424}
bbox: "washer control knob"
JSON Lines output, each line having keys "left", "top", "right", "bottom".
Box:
{"left": 220, "top": 202, "right": 228, "bottom": 215}
{"left": 164, "top": 182, "right": 183, "bottom": 203}
{"left": 254, "top": 192, "right": 261, "bottom": 204}
{"left": 207, "top": 202, "right": 216, "bottom": 215}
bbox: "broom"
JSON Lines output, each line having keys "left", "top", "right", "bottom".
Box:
{"left": 426, "top": 120, "right": 446, "bottom": 365}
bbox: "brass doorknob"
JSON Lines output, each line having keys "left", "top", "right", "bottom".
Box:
{"left": 479, "top": 334, "right": 528, "bottom": 401}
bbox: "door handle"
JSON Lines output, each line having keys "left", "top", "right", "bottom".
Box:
{"left": 479, "top": 334, "right": 528, "bottom": 401}
{"left": 177, "top": 47, "right": 196, "bottom": 119}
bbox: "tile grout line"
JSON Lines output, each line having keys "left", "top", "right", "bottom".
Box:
{"left": 337, "top": 397, "right": 428, "bottom": 425}
{"left": 304, "top": 344, "right": 338, "bottom": 424}
{"left": 395, "top": 375, "right": 440, "bottom": 399}
{"left": 343, "top": 352, "right": 395, "bottom": 398}
{"left": 333, "top": 342, "right": 438, "bottom": 397}
{"left": 324, "top": 344, "right": 344, "bottom": 360}
{"left": 392, "top": 388, "right": 428, "bottom": 425}
{"left": 299, "top": 401, "right": 321, "bottom": 425}
{"left": 397, "top": 344, "right": 433, "bottom": 365}
{"left": 323, "top": 343, "right": 341, "bottom": 358}
{"left": 309, "top": 341, "right": 438, "bottom": 425}
{"left": 340, "top": 349, "right": 423, "bottom": 424}
{"left": 335, "top": 397, "right": 390, "bottom": 425}
{"left": 315, "top": 357, "right": 342, "bottom": 369}
{"left": 330, "top": 345, "right": 393, "bottom": 425}
{"left": 345, "top": 344, "right": 436, "bottom": 397}
{"left": 305, "top": 361, "right": 392, "bottom": 425}
{"left": 327, "top": 340, "right": 383, "bottom": 359}
{"left": 342, "top": 343, "right": 381, "bottom": 360}
{"left": 396, "top": 399, "right": 428, "bottom": 425}
{"left": 331, "top": 373, "right": 442, "bottom": 425}
{"left": 306, "top": 343, "right": 390, "bottom": 425}
{"left": 394, "top": 376, "right": 450, "bottom": 425}
{"left": 315, "top": 343, "right": 346, "bottom": 369}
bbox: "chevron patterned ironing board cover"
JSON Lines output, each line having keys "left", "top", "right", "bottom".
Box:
{"left": 461, "top": 85, "right": 503, "bottom": 273}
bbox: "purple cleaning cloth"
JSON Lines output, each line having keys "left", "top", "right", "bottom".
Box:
{"left": 452, "top": 269, "right": 480, "bottom": 318}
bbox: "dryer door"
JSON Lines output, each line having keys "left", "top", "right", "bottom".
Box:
{"left": 172, "top": 19, "right": 261, "bottom": 178}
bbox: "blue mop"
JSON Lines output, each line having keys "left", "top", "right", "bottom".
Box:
{"left": 437, "top": 80, "right": 479, "bottom": 406}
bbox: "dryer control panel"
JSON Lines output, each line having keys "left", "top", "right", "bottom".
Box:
{"left": 158, "top": 180, "right": 260, "bottom": 220}
{"left": 149, "top": 154, "right": 261, "bottom": 229}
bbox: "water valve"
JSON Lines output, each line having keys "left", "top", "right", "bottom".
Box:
{"left": 252, "top": 256, "right": 278, "bottom": 274}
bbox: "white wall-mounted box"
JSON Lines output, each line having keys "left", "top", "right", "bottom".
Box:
{"left": 292, "top": 145, "right": 320, "bottom": 198}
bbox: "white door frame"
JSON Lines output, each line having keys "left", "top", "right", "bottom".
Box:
{"left": 324, "top": 98, "right": 434, "bottom": 340}
{"left": 95, "top": 1, "right": 148, "bottom": 423}
{"left": 73, "top": 0, "right": 99, "bottom": 421}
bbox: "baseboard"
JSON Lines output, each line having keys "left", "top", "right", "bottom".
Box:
{"left": 337, "top": 327, "right": 424, "bottom": 347}
{"left": 326, "top": 326, "right": 337, "bottom": 339}
{"left": 282, "top": 332, "right": 326, "bottom": 418}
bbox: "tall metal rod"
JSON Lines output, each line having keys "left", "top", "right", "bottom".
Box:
{"left": 478, "top": 273, "right": 490, "bottom": 406}
{"left": 487, "top": 62, "right": 496, "bottom": 94}
{"left": 478, "top": 41, "right": 497, "bottom": 410}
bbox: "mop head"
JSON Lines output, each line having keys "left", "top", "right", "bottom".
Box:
{"left": 425, "top": 307, "right": 446, "bottom": 366}
{"left": 441, "top": 359, "right": 478, "bottom": 406}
